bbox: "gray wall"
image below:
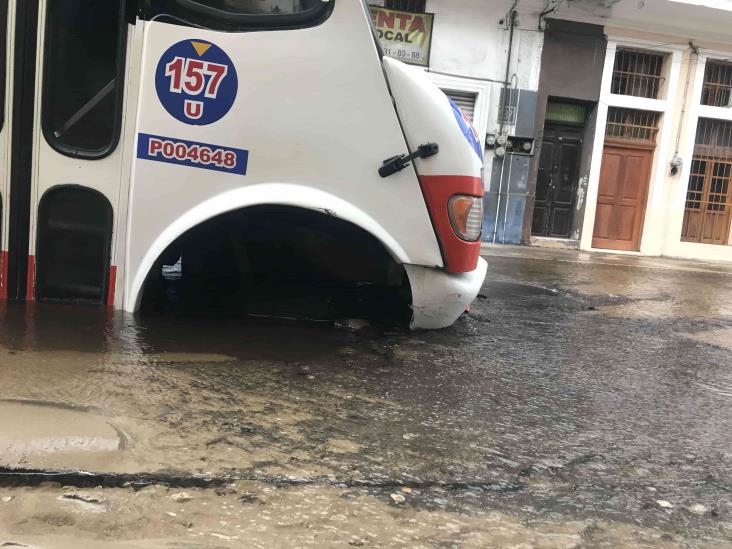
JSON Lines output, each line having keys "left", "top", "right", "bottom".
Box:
{"left": 522, "top": 20, "right": 606, "bottom": 242}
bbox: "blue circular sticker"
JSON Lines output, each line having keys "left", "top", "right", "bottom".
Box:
{"left": 155, "top": 39, "right": 238, "bottom": 126}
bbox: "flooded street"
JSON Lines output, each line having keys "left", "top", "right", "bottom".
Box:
{"left": 1, "top": 247, "right": 731, "bottom": 547}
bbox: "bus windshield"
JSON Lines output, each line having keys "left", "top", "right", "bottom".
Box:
{"left": 185, "top": 0, "right": 324, "bottom": 14}
{"left": 147, "top": 0, "right": 333, "bottom": 30}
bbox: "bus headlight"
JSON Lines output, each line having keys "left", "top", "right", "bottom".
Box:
{"left": 448, "top": 195, "right": 483, "bottom": 242}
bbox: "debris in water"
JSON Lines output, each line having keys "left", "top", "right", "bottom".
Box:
{"left": 171, "top": 492, "right": 193, "bottom": 503}
{"left": 656, "top": 500, "right": 673, "bottom": 509}
{"left": 335, "top": 319, "right": 371, "bottom": 332}
{"left": 215, "top": 484, "right": 237, "bottom": 496}
{"left": 390, "top": 493, "right": 406, "bottom": 504}
{"left": 61, "top": 492, "right": 105, "bottom": 505}
{"left": 58, "top": 492, "right": 107, "bottom": 513}
{"left": 239, "top": 493, "right": 261, "bottom": 505}
{"left": 688, "top": 504, "right": 707, "bottom": 516}
{"left": 210, "top": 533, "right": 238, "bottom": 541}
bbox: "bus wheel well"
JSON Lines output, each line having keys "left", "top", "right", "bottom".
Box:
{"left": 138, "top": 205, "right": 412, "bottom": 325}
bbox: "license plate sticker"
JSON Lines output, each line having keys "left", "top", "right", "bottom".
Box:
{"left": 137, "top": 133, "right": 249, "bottom": 176}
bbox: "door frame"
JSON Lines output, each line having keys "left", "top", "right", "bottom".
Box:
{"left": 6, "top": 0, "right": 39, "bottom": 300}
{"left": 0, "top": 0, "right": 9, "bottom": 299}
{"left": 580, "top": 40, "right": 684, "bottom": 254}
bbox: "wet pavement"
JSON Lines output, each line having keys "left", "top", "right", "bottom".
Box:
{"left": 0, "top": 247, "right": 731, "bottom": 547}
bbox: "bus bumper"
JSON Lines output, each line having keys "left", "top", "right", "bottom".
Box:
{"left": 405, "top": 257, "right": 488, "bottom": 330}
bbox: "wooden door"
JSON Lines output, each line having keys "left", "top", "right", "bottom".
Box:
{"left": 681, "top": 159, "right": 732, "bottom": 244}
{"left": 592, "top": 145, "right": 653, "bottom": 251}
{"left": 532, "top": 124, "right": 583, "bottom": 238}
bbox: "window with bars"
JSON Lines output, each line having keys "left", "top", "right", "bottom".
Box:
{"left": 681, "top": 118, "right": 732, "bottom": 244}
{"left": 605, "top": 107, "right": 660, "bottom": 144}
{"left": 701, "top": 60, "right": 732, "bottom": 108}
{"left": 611, "top": 48, "right": 665, "bottom": 99}
{"left": 385, "top": 0, "right": 426, "bottom": 12}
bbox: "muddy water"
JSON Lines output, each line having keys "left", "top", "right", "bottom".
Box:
{"left": 0, "top": 483, "right": 701, "bottom": 548}
{"left": 0, "top": 251, "right": 731, "bottom": 546}
{"left": 0, "top": 304, "right": 364, "bottom": 473}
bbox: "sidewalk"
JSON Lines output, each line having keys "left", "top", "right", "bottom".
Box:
{"left": 480, "top": 243, "right": 732, "bottom": 275}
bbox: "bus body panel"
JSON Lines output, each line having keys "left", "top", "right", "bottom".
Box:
{"left": 382, "top": 57, "right": 484, "bottom": 179}
{"left": 1, "top": 0, "right": 487, "bottom": 328}
{"left": 124, "top": 1, "right": 443, "bottom": 311}
{"left": 406, "top": 257, "right": 487, "bottom": 329}
{"left": 0, "top": 0, "right": 12, "bottom": 299}
{"left": 381, "top": 58, "right": 487, "bottom": 327}
{"left": 382, "top": 57, "right": 484, "bottom": 274}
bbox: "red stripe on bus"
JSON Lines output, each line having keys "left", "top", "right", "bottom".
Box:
{"left": 26, "top": 255, "right": 35, "bottom": 301}
{"left": 107, "top": 265, "right": 118, "bottom": 307}
{"left": 0, "top": 251, "right": 8, "bottom": 300}
{"left": 417, "top": 175, "right": 482, "bottom": 273}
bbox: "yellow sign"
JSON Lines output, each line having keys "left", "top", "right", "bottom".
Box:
{"left": 369, "top": 6, "right": 434, "bottom": 67}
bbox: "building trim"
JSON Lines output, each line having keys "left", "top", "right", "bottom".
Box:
{"left": 697, "top": 105, "right": 732, "bottom": 122}
{"left": 604, "top": 35, "right": 688, "bottom": 53}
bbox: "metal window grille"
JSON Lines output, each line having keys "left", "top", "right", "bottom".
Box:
{"left": 385, "top": 0, "right": 426, "bottom": 12}
{"left": 681, "top": 118, "right": 732, "bottom": 244}
{"left": 443, "top": 89, "right": 477, "bottom": 122}
{"left": 701, "top": 60, "right": 732, "bottom": 107}
{"left": 605, "top": 107, "right": 660, "bottom": 144}
{"left": 611, "top": 48, "right": 665, "bottom": 99}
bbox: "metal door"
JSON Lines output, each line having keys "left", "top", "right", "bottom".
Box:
{"left": 532, "top": 124, "right": 582, "bottom": 238}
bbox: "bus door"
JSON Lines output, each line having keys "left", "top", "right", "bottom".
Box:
{"left": 1, "top": 0, "right": 134, "bottom": 305}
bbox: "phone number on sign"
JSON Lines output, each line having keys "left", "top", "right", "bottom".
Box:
{"left": 383, "top": 48, "right": 424, "bottom": 62}
{"left": 148, "top": 137, "right": 237, "bottom": 169}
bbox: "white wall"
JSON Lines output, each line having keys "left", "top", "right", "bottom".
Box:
{"left": 425, "top": 0, "right": 544, "bottom": 129}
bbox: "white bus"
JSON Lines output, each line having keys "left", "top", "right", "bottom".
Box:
{"left": 0, "top": 0, "right": 487, "bottom": 329}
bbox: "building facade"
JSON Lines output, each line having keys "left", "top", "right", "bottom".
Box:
{"left": 370, "top": 0, "right": 545, "bottom": 244}
{"left": 371, "top": 0, "right": 732, "bottom": 262}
